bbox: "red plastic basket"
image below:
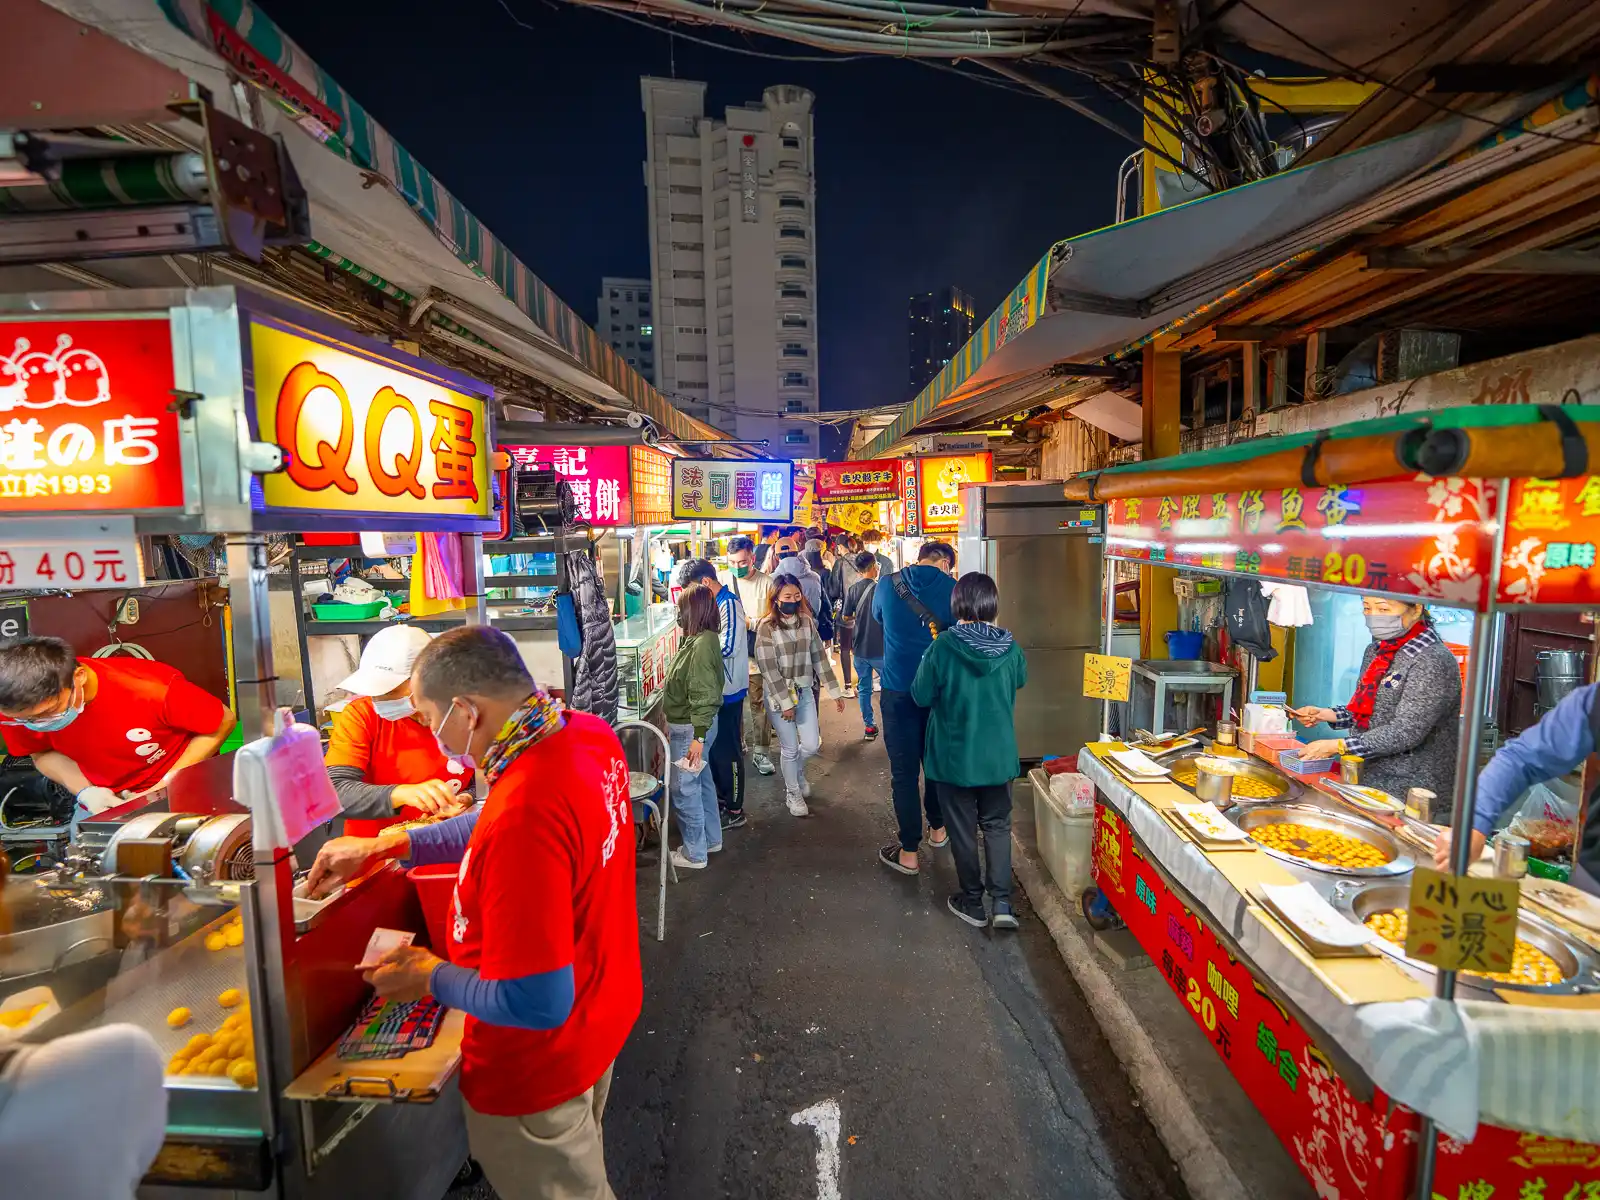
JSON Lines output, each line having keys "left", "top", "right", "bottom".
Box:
{"left": 407, "top": 863, "right": 459, "bottom": 962}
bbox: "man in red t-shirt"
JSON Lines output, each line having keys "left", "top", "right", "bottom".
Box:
{"left": 0, "top": 636, "right": 236, "bottom": 812}
{"left": 306, "top": 626, "right": 641, "bottom": 1200}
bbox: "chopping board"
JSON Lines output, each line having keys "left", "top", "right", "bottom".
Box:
{"left": 1520, "top": 876, "right": 1600, "bottom": 938}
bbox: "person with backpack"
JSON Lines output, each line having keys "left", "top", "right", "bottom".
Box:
{"left": 872, "top": 540, "right": 957, "bottom": 877}
{"left": 911, "top": 572, "right": 1028, "bottom": 930}
{"left": 842, "top": 551, "right": 883, "bottom": 740}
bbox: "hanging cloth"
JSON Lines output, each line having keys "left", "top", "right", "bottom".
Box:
{"left": 564, "top": 550, "right": 618, "bottom": 722}
{"left": 409, "top": 533, "right": 467, "bottom": 619}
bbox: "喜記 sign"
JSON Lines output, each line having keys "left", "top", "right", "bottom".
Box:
{"left": 814, "top": 458, "right": 901, "bottom": 504}
{"left": 506, "top": 444, "right": 632, "bottom": 526}
{"left": 671, "top": 457, "right": 794, "bottom": 523}
{"left": 0, "top": 315, "right": 185, "bottom": 513}
{"left": 250, "top": 318, "right": 493, "bottom": 523}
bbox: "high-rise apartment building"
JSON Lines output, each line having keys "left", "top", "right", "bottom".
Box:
{"left": 642, "top": 77, "right": 819, "bottom": 458}
{"left": 597, "top": 276, "right": 655, "bottom": 386}
{"left": 908, "top": 286, "right": 976, "bottom": 397}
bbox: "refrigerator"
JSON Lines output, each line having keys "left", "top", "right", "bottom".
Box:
{"left": 956, "top": 481, "right": 1104, "bottom": 760}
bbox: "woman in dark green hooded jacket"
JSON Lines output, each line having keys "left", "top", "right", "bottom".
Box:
{"left": 911, "top": 571, "right": 1027, "bottom": 931}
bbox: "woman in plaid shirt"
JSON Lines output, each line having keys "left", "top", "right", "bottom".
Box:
{"left": 753, "top": 580, "right": 844, "bottom": 817}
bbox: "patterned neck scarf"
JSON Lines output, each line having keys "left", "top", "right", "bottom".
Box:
{"left": 479, "top": 687, "right": 567, "bottom": 786}
{"left": 1347, "top": 618, "right": 1433, "bottom": 731}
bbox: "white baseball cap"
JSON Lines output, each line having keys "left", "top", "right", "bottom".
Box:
{"left": 336, "top": 624, "right": 435, "bottom": 697}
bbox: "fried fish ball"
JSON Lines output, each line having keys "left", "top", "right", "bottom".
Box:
{"left": 167, "top": 1007, "right": 192, "bottom": 1029}
{"left": 205, "top": 931, "right": 228, "bottom": 952}
{"left": 224, "top": 924, "right": 245, "bottom": 948}
{"left": 1363, "top": 909, "right": 1566, "bottom": 985}
{"left": 1249, "top": 823, "right": 1388, "bottom": 868}
{"left": 227, "top": 1060, "right": 258, "bottom": 1088}
{"left": 217, "top": 988, "right": 242, "bottom": 1009}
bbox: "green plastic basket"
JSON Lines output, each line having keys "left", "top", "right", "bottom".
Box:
{"left": 312, "top": 601, "right": 386, "bottom": 622}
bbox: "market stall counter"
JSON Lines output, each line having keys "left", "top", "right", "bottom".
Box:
{"left": 1069, "top": 409, "right": 1600, "bottom": 1200}
{"left": 0, "top": 285, "right": 495, "bottom": 1197}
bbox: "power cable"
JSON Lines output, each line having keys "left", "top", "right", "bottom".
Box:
{"left": 1232, "top": 0, "right": 1600, "bottom": 149}
{"left": 495, "top": 0, "right": 866, "bottom": 60}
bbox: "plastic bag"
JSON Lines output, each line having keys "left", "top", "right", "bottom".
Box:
{"left": 1225, "top": 578, "right": 1277, "bottom": 661}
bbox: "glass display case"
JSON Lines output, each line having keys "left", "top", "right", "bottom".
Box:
{"left": 615, "top": 603, "right": 682, "bottom": 718}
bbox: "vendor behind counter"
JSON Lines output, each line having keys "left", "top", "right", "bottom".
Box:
{"left": 325, "top": 625, "right": 471, "bottom": 836}
{"left": 0, "top": 636, "right": 236, "bottom": 814}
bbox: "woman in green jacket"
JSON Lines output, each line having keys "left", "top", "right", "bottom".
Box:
{"left": 662, "top": 585, "right": 726, "bottom": 869}
{"left": 910, "top": 571, "right": 1028, "bottom": 930}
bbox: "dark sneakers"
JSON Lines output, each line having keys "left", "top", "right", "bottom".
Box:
{"left": 878, "top": 845, "right": 918, "bottom": 875}
{"left": 947, "top": 894, "right": 989, "bottom": 928}
{"left": 864, "top": 726, "right": 879, "bottom": 741}
{"left": 722, "top": 810, "right": 748, "bottom": 829}
{"left": 991, "top": 902, "right": 1019, "bottom": 931}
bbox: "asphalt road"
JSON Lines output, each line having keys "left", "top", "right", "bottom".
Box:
{"left": 460, "top": 696, "right": 1189, "bottom": 1200}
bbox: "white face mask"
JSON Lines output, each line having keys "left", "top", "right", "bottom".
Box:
{"left": 372, "top": 696, "right": 416, "bottom": 721}
{"left": 431, "top": 698, "right": 478, "bottom": 771}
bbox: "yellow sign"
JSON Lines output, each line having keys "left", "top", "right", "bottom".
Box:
{"left": 1083, "top": 653, "right": 1132, "bottom": 702}
{"left": 792, "top": 475, "right": 815, "bottom": 527}
{"left": 1404, "top": 867, "right": 1521, "bottom": 973}
{"left": 916, "top": 452, "right": 993, "bottom": 531}
{"left": 251, "top": 320, "right": 492, "bottom": 519}
{"left": 831, "top": 502, "right": 879, "bottom": 535}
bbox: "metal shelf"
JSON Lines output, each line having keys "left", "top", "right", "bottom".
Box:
{"left": 483, "top": 573, "right": 559, "bottom": 587}
{"left": 292, "top": 544, "right": 368, "bottom": 560}
{"left": 303, "top": 614, "right": 556, "bottom": 637}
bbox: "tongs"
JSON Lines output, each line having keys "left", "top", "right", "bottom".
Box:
{"left": 1128, "top": 727, "right": 1206, "bottom": 756}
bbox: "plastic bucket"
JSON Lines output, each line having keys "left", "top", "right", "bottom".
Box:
{"left": 407, "top": 863, "right": 459, "bottom": 961}
{"left": 1164, "top": 630, "right": 1205, "bottom": 660}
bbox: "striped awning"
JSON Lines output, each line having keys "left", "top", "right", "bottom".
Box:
{"left": 48, "top": 0, "right": 721, "bottom": 447}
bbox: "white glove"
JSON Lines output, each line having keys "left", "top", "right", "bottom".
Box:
{"left": 74, "top": 786, "right": 121, "bottom": 816}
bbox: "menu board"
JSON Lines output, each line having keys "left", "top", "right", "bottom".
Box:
{"left": 671, "top": 457, "right": 794, "bottom": 523}
{"left": 1104, "top": 477, "right": 1499, "bottom": 608}
{"left": 629, "top": 445, "right": 673, "bottom": 526}
{"left": 0, "top": 315, "right": 185, "bottom": 512}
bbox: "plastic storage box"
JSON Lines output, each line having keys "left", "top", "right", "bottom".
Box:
{"left": 1029, "top": 768, "right": 1094, "bottom": 901}
{"left": 1279, "top": 749, "right": 1335, "bottom": 775}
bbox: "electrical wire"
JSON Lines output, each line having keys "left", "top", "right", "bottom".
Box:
{"left": 1232, "top": 0, "right": 1600, "bottom": 149}
{"left": 495, "top": 0, "right": 866, "bottom": 60}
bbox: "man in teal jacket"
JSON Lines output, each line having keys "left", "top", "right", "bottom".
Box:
{"left": 910, "top": 571, "right": 1027, "bottom": 929}
{"left": 874, "top": 541, "right": 957, "bottom": 876}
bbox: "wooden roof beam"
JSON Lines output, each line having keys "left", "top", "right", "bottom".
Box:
{"left": 1363, "top": 246, "right": 1600, "bottom": 274}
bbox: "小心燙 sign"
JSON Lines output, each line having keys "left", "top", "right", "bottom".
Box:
{"left": 1404, "top": 867, "right": 1521, "bottom": 974}
{"left": 1083, "top": 653, "right": 1133, "bottom": 702}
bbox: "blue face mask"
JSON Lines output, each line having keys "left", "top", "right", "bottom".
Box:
{"left": 15, "top": 684, "right": 84, "bottom": 732}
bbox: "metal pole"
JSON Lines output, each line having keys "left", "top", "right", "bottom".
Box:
{"left": 224, "top": 532, "right": 275, "bottom": 739}
{"left": 1102, "top": 553, "right": 1116, "bottom": 740}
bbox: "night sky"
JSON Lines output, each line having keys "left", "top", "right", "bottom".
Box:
{"left": 261, "top": 0, "right": 1131, "bottom": 421}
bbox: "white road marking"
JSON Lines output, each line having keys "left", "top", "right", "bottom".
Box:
{"left": 790, "top": 1098, "right": 842, "bottom": 1200}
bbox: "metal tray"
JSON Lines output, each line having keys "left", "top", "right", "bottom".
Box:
{"left": 1335, "top": 880, "right": 1600, "bottom": 994}
{"left": 1167, "top": 753, "right": 1292, "bottom": 804}
{"left": 1229, "top": 803, "right": 1414, "bottom": 877}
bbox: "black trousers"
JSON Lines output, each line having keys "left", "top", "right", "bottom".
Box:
{"left": 936, "top": 781, "right": 1014, "bottom": 906}
{"left": 710, "top": 694, "right": 746, "bottom": 815}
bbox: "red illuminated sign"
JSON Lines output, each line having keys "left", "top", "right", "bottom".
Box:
{"left": 630, "top": 445, "right": 673, "bottom": 526}
{"left": 814, "top": 458, "right": 901, "bottom": 504}
{"left": 1499, "top": 475, "right": 1600, "bottom": 605}
{"left": 505, "top": 444, "right": 632, "bottom": 526}
{"left": 0, "top": 317, "right": 183, "bottom": 512}
{"left": 1104, "top": 477, "right": 1499, "bottom": 608}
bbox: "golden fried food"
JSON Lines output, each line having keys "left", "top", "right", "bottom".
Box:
{"left": 205, "top": 931, "right": 228, "bottom": 952}
{"left": 1248, "top": 822, "right": 1389, "bottom": 869}
{"left": 224, "top": 924, "right": 244, "bottom": 948}
{"left": 167, "top": 1007, "right": 192, "bottom": 1028}
{"left": 1364, "top": 909, "right": 1564, "bottom": 985}
{"left": 0, "top": 1002, "right": 47, "bottom": 1029}
{"left": 216, "top": 988, "right": 242, "bottom": 1008}
{"left": 1171, "top": 763, "right": 1280, "bottom": 799}
{"left": 227, "top": 1060, "right": 258, "bottom": 1088}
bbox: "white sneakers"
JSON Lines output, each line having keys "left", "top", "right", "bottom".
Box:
{"left": 753, "top": 751, "right": 776, "bottom": 775}
{"left": 786, "top": 793, "right": 810, "bottom": 817}
{"left": 799, "top": 775, "right": 812, "bottom": 799}
{"left": 670, "top": 849, "right": 707, "bottom": 870}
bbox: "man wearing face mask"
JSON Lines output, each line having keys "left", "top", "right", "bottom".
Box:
{"left": 0, "top": 635, "right": 235, "bottom": 815}
{"left": 304, "top": 625, "right": 641, "bottom": 1200}
{"left": 324, "top": 625, "right": 472, "bottom": 836}
{"left": 1289, "top": 597, "right": 1461, "bottom": 803}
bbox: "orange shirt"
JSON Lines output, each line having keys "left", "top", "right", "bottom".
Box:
{"left": 324, "top": 697, "right": 464, "bottom": 836}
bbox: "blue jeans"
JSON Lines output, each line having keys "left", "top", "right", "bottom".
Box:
{"left": 881, "top": 689, "right": 943, "bottom": 853}
{"left": 668, "top": 715, "right": 722, "bottom": 862}
{"left": 856, "top": 658, "right": 880, "bottom": 729}
{"left": 767, "top": 686, "right": 820, "bottom": 801}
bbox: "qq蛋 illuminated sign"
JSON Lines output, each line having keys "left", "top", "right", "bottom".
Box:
{"left": 250, "top": 319, "right": 492, "bottom": 522}
{"left": 671, "top": 457, "right": 794, "bottom": 523}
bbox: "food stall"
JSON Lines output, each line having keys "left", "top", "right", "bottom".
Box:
{"left": 0, "top": 284, "right": 497, "bottom": 1197}
{"left": 894, "top": 450, "right": 994, "bottom": 560}
{"left": 1064, "top": 405, "right": 1600, "bottom": 1199}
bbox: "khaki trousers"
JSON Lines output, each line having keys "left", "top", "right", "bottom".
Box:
{"left": 465, "top": 1065, "right": 616, "bottom": 1200}
{"left": 746, "top": 674, "right": 773, "bottom": 751}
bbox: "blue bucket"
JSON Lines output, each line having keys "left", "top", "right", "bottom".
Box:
{"left": 1164, "top": 630, "right": 1204, "bottom": 660}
